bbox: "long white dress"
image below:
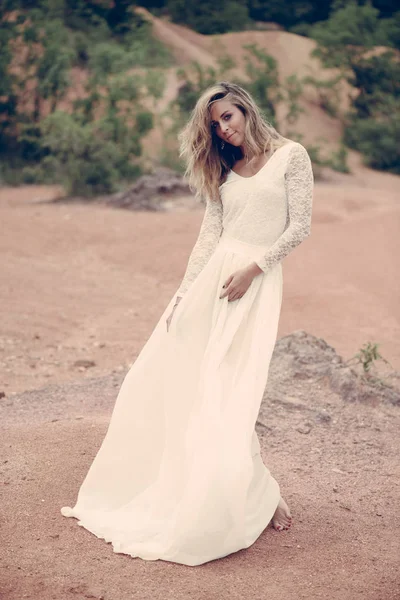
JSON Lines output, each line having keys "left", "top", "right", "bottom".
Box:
{"left": 61, "top": 140, "right": 314, "bottom": 566}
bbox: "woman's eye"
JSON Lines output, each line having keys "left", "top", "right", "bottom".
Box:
{"left": 211, "top": 114, "right": 231, "bottom": 129}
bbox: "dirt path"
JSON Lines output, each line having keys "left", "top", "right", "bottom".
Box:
{"left": 2, "top": 343, "right": 399, "bottom": 600}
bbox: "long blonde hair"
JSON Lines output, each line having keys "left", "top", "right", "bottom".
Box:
{"left": 178, "top": 81, "right": 288, "bottom": 203}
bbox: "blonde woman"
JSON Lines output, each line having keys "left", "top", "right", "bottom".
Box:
{"left": 61, "top": 81, "right": 314, "bottom": 567}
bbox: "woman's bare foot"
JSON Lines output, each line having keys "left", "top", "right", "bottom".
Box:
{"left": 272, "top": 496, "right": 292, "bottom": 531}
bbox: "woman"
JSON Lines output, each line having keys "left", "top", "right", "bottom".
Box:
{"left": 61, "top": 81, "right": 314, "bottom": 567}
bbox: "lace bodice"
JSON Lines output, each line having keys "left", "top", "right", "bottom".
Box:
{"left": 176, "top": 141, "right": 313, "bottom": 297}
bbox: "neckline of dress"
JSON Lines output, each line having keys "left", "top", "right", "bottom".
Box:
{"left": 230, "top": 141, "right": 293, "bottom": 180}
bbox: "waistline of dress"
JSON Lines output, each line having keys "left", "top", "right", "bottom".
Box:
{"left": 216, "top": 232, "right": 270, "bottom": 259}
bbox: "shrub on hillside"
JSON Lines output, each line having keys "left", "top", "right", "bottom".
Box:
{"left": 344, "top": 117, "right": 400, "bottom": 173}
{"left": 35, "top": 108, "right": 149, "bottom": 195}
{"left": 167, "top": 0, "right": 249, "bottom": 34}
{"left": 310, "top": 3, "right": 400, "bottom": 175}
{"left": 310, "top": 2, "right": 384, "bottom": 68}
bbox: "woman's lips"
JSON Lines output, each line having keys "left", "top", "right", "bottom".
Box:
{"left": 227, "top": 132, "right": 236, "bottom": 140}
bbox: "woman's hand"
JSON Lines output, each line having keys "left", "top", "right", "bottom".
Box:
{"left": 166, "top": 297, "right": 182, "bottom": 332}
{"left": 220, "top": 262, "right": 262, "bottom": 302}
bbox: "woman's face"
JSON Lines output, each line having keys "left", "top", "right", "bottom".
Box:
{"left": 210, "top": 99, "right": 246, "bottom": 148}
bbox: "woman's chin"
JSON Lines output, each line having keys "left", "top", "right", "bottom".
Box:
{"left": 228, "top": 135, "right": 243, "bottom": 147}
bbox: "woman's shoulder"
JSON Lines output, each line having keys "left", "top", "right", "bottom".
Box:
{"left": 281, "top": 139, "right": 310, "bottom": 160}
{"left": 279, "top": 139, "right": 307, "bottom": 154}
{"left": 276, "top": 140, "right": 312, "bottom": 175}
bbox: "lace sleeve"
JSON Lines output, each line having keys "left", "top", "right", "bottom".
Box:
{"left": 176, "top": 198, "right": 223, "bottom": 297}
{"left": 254, "top": 143, "right": 314, "bottom": 273}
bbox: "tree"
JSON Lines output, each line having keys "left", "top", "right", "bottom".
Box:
{"left": 167, "top": 0, "right": 249, "bottom": 34}
{"left": 311, "top": 1, "right": 381, "bottom": 69}
{"left": 310, "top": 1, "right": 400, "bottom": 174}
{"left": 247, "top": 0, "right": 333, "bottom": 28}
{"left": 0, "top": 5, "right": 22, "bottom": 149}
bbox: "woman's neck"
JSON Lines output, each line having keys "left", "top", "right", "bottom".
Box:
{"left": 239, "top": 143, "right": 271, "bottom": 164}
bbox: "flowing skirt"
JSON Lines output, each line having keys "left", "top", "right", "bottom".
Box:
{"left": 61, "top": 232, "right": 283, "bottom": 566}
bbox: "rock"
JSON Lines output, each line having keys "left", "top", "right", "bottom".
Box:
{"left": 73, "top": 359, "right": 96, "bottom": 369}
{"left": 105, "top": 168, "right": 193, "bottom": 211}
{"left": 315, "top": 411, "right": 332, "bottom": 423}
{"left": 272, "top": 330, "right": 339, "bottom": 379}
{"left": 296, "top": 422, "right": 312, "bottom": 434}
{"left": 329, "top": 366, "right": 360, "bottom": 401}
{"left": 271, "top": 331, "right": 400, "bottom": 406}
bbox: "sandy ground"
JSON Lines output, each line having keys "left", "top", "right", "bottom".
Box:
{"left": 1, "top": 340, "right": 400, "bottom": 599}
{"left": 1, "top": 162, "right": 399, "bottom": 397}
{"left": 1, "top": 165, "right": 399, "bottom": 599}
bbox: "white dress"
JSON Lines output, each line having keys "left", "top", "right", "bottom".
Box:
{"left": 61, "top": 140, "right": 314, "bottom": 566}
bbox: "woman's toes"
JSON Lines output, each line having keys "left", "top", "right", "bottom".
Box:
{"left": 273, "top": 516, "right": 293, "bottom": 531}
{"left": 272, "top": 497, "right": 293, "bottom": 532}
{"left": 274, "top": 521, "right": 289, "bottom": 531}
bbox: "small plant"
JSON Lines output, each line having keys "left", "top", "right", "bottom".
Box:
{"left": 327, "top": 145, "right": 350, "bottom": 173}
{"left": 283, "top": 74, "right": 304, "bottom": 125}
{"left": 241, "top": 43, "right": 282, "bottom": 124}
{"left": 303, "top": 73, "right": 344, "bottom": 119}
{"left": 343, "top": 341, "right": 399, "bottom": 401}
{"left": 347, "top": 342, "right": 392, "bottom": 374}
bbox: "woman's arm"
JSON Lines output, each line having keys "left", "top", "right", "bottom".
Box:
{"left": 253, "top": 143, "right": 314, "bottom": 273}
{"left": 176, "top": 197, "right": 223, "bottom": 298}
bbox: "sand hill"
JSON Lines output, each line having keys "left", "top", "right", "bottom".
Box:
{"left": 138, "top": 7, "right": 352, "bottom": 152}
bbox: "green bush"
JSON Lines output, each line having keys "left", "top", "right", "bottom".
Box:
{"left": 35, "top": 111, "right": 145, "bottom": 195}
{"left": 123, "top": 23, "right": 173, "bottom": 68}
{"left": 344, "top": 51, "right": 399, "bottom": 173}
{"left": 167, "top": 0, "right": 249, "bottom": 34}
{"left": 20, "top": 163, "right": 56, "bottom": 184}
{"left": 344, "top": 117, "right": 400, "bottom": 173}
{"left": 377, "top": 12, "right": 400, "bottom": 50}
{"left": 328, "top": 145, "right": 350, "bottom": 173}
{"left": 0, "top": 1, "right": 169, "bottom": 193}
{"left": 310, "top": 2, "right": 382, "bottom": 68}
{"left": 309, "top": 3, "right": 400, "bottom": 175}
{"left": 0, "top": 162, "right": 25, "bottom": 186}
{"left": 240, "top": 44, "right": 281, "bottom": 124}
{"left": 87, "top": 29, "right": 172, "bottom": 76}
{"left": 88, "top": 42, "right": 133, "bottom": 76}
{"left": 289, "top": 22, "right": 313, "bottom": 37}
{"left": 349, "top": 51, "right": 400, "bottom": 119}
